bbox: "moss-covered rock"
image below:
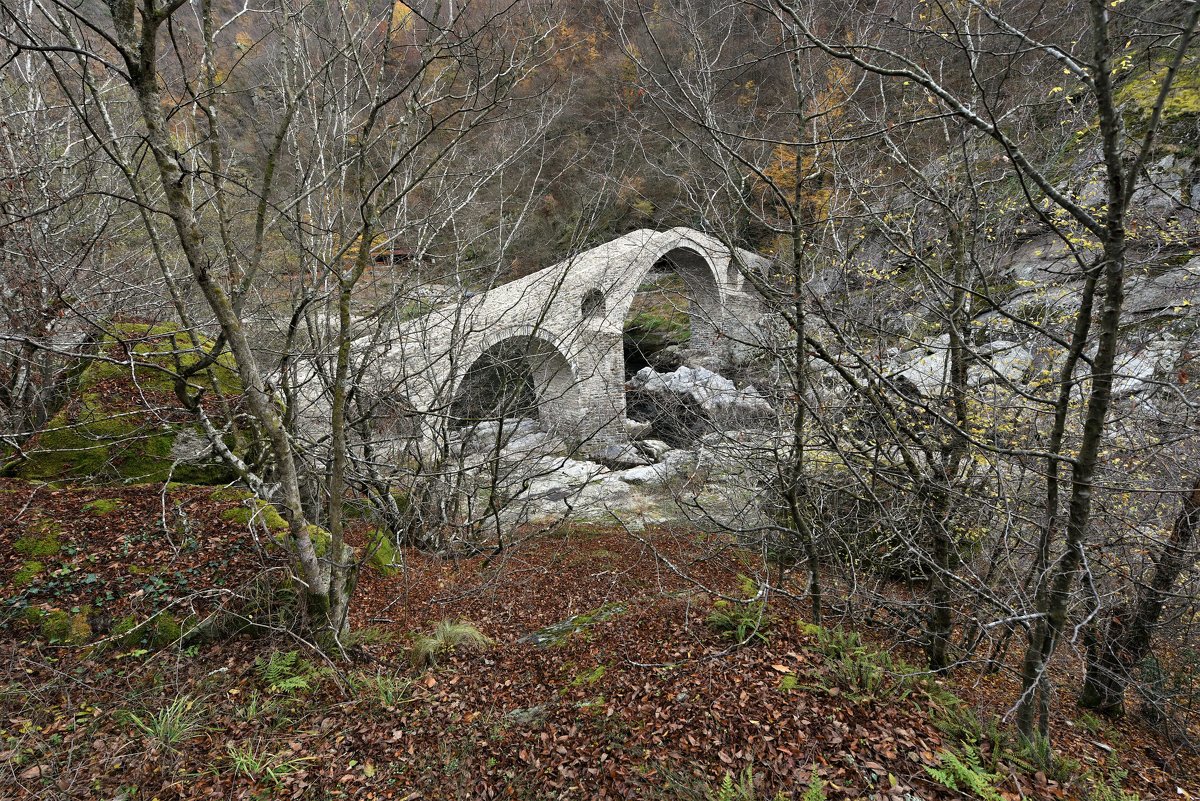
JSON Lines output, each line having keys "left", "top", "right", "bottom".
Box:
{"left": 102, "top": 612, "right": 185, "bottom": 650}
{"left": 1116, "top": 52, "right": 1200, "bottom": 139}
{"left": 41, "top": 607, "right": 92, "bottom": 645}
{"left": 3, "top": 322, "right": 244, "bottom": 485}
{"left": 150, "top": 612, "right": 183, "bottom": 647}
{"left": 221, "top": 498, "right": 289, "bottom": 532}
{"left": 366, "top": 528, "right": 401, "bottom": 576}
{"left": 305, "top": 524, "right": 332, "bottom": 558}
{"left": 111, "top": 615, "right": 141, "bottom": 647}
{"left": 210, "top": 486, "right": 254, "bottom": 504}
{"left": 520, "top": 602, "right": 626, "bottom": 647}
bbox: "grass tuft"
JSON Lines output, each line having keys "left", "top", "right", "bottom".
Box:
{"left": 409, "top": 620, "right": 492, "bottom": 668}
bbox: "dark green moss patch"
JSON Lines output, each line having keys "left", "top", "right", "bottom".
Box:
{"left": 83, "top": 498, "right": 125, "bottom": 515}
{"left": 150, "top": 612, "right": 183, "bottom": 647}
{"left": 111, "top": 615, "right": 141, "bottom": 647}
{"left": 14, "top": 522, "right": 62, "bottom": 558}
{"left": 12, "top": 560, "right": 44, "bottom": 586}
{"left": 41, "top": 606, "right": 92, "bottom": 644}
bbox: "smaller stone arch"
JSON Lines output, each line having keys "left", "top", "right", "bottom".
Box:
{"left": 449, "top": 331, "right": 582, "bottom": 435}
{"left": 581, "top": 287, "right": 606, "bottom": 320}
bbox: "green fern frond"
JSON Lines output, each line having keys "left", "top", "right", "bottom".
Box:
{"left": 801, "top": 776, "right": 826, "bottom": 801}
{"left": 255, "top": 649, "right": 298, "bottom": 685}
{"left": 925, "top": 745, "right": 1004, "bottom": 801}
{"left": 254, "top": 649, "right": 321, "bottom": 695}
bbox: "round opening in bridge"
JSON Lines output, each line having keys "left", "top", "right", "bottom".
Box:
{"left": 581, "top": 287, "right": 605, "bottom": 319}
{"left": 449, "top": 335, "right": 579, "bottom": 433}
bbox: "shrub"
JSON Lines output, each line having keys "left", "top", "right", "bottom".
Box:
{"left": 802, "top": 624, "right": 920, "bottom": 702}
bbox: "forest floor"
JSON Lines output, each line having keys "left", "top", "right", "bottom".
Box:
{"left": 1, "top": 479, "right": 1196, "bottom": 800}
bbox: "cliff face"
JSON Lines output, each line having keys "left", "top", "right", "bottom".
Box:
{"left": 874, "top": 145, "right": 1198, "bottom": 408}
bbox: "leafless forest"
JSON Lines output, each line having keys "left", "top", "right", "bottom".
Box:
{"left": 2, "top": 0, "right": 1200, "bottom": 798}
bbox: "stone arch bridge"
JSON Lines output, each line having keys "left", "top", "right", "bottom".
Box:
{"left": 390, "top": 227, "right": 769, "bottom": 454}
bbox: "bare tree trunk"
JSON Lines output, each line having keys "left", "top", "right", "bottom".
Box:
{"left": 1013, "top": 0, "right": 1200, "bottom": 742}
{"left": 1080, "top": 479, "right": 1200, "bottom": 716}
{"left": 1016, "top": 192, "right": 1127, "bottom": 742}
{"left": 113, "top": 0, "right": 330, "bottom": 624}
{"left": 783, "top": 41, "right": 821, "bottom": 626}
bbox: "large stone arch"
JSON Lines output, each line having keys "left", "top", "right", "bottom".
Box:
{"left": 599, "top": 229, "right": 736, "bottom": 358}
{"left": 389, "top": 227, "right": 767, "bottom": 456}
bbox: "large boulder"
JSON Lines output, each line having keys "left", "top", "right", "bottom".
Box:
{"left": 3, "top": 323, "right": 243, "bottom": 485}
{"left": 587, "top": 443, "right": 652, "bottom": 469}
{"left": 626, "top": 366, "right": 774, "bottom": 446}
{"left": 1123, "top": 257, "right": 1200, "bottom": 321}
{"left": 502, "top": 431, "right": 569, "bottom": 459}
{"left": 497, "top": 455, "right": 677, "bottom": 527}
{"left": 457, "top": 417, "right": 542, "bottom": 453}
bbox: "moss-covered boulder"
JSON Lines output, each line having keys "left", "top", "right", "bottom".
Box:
{"left": 366, "top": 528, "right": 402, "bottom": 576}
{"left": 1116, "top": 51, "right": 1200, "bottom": 140}
{"left": 3, "top": 323, "right": 245, "bottom": 485}
{"left": 214, "top": 488, "right": 334, "bottom": 560}
{"left": 40, "top": 606, "right": 93, "bottom": 645}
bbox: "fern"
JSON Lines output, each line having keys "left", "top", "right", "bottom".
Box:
{"left": 705, "top": 601, "right": 769, "bottom": 646}
{"left": 256, "top": 649, "right": 297, "bottom": 684}
{"left": 254, "top": 649, "right": 321, "bottom": 695}
{"left": 925, "top": 745, "right": 1004, "bottom": 801}
{"left": 801, "top": 776, "right": 826, "bottom": 801}
{"left": 706, "top": 767, "right": 756, "bottom": 801}
{"left": 1086, "top": 766, "right": 1141, "bottom": 801}
{"left": 712, "top": 772, "right": 736, "bottom": 801}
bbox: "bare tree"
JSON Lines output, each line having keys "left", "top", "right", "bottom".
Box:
{"left": 0, "top": 0, "right": 561, "bottom": 637}
{"left": 608, "top": 0, "right": 1200, "bottom": 750}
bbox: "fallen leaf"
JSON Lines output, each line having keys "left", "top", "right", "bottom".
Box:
{"left": 19, "top": 764, "right": 48, "bottom": 780}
